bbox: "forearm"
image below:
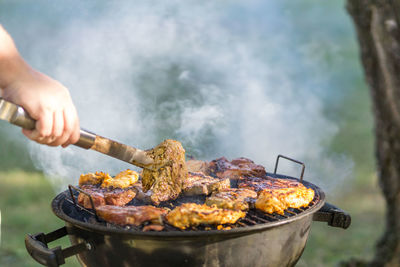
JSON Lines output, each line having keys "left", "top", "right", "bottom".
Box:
{"left": 0, "top": 25, "right": 30, "bottom": 89}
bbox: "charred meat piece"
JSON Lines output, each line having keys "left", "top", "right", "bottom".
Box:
{"left": 96, "top": 205, "right": 168, "bottom": 226}
{"left": 166, "top": 203, "right": 246, "bottom": 230}
{"left": 142, "top": 140, "right": 188, "bottom": 205}
{"left": 182, "top": 172, "right": 230, "bottom": 196}
{"left": 77, "top": 185, "right": 106, "bottom": 208}
{"left": 206, "top": 157, "right": 266, "bottom": 179}
{"left": 77, "top": 185, "right": 137, "bottom": 209}
{"left": 205, "top": 188, "right": 257, "bottom": 211}
{"left": 255, "top": 186, "right": 315, "bottom": 215}
{"left": 131, "top": 182, "right": 152, "bottom": 204}
{"left": 103, "top": 188, "right": 138, "bottom": 206}
{"left": 238, "top": 176, "right": 306, "bottom": 192}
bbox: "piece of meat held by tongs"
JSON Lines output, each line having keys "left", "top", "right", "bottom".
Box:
{"left": 0, "top": 98, "right": 169, "bottom": 171}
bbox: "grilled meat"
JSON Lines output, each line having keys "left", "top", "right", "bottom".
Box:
{"left": 255, "top": 185, "right": 315, "bottom": 215}
{"left": 96, "top": 205, "right": 168, "bottom": 226}
{"left": 78, "top": 169, "right": 140, "bottom": 208}
{"left": 206, "top": 157, "right": 266, "bottom": 179}
{"left": 142, "top": 224, "right": 165, "bottom": 232}
{"left": 238, "top": 176, "right": 306, "bottom": 192}
{"left": 166, "top": 203, "right": 246, "bottom": 230}
{"left": 101, "top": 169, "right": 139, "bottom": 189}
{"left": 182, "top": 172, "right": 230, "bottom": 196}
{"left": 77, "top": 185, "right": 106, "bottom": 208}
{"left": 142, "top": 140, "right": 188, "bottom": 205}
{"left": 132, "top": 182, "right": 152, "bottom": 203}
{"left": 77, "top": 185, "right": 137, "bottom": 209}
{"left": 79, "top": 169, "right": 139, "bottom": 189}
{"left": 79, "top": 171, "right": 111, "bottom": 186}
{"left": 103, "top": 188, "right": 138, "bottom": 206}
{"left": 206, "top": 188, "right": 257, "bottom": 211}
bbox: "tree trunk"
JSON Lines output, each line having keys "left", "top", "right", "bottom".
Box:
{"left": 347, "top": 0, "right": 400, "bottom": 266}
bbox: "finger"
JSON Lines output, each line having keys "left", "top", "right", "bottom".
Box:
{"left": 22, "top": 128, "right": 34, "bottom": 140}
{"left": 61, "top": 107, "right": 80, "bottom": 148}
{"left": 22, "top": 129, "right": 51, "bottom": 144}
{"left": 52, "top": 110, "right": 64, "bottom": 139}
{"left": 21, "top": 123, "right": 44, "bottom": 142}
{"left": 35, "top": 109, "right": 53, "bottom": 140}
{"left": 48, "top": 111, "right": 71, "bottom": 147}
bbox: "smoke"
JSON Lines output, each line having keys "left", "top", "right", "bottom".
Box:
{"left": 2, "top": 1, "right": 353, "bottom": 196}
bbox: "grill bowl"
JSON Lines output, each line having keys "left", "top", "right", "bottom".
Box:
{"left": 25, "top": 174, "right": 350, "bottom": 267}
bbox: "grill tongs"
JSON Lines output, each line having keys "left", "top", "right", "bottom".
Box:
{"left": 0, "top": 98, "right": 161, "bottom": 171}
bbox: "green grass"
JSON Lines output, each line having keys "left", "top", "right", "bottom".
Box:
{"left": 0, "top": 170, "right": 384, "bottom": 267}
{"left": 0, "top": 171, "right": 79, "bottom": 267}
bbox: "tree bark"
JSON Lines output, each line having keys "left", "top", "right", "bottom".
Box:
{"left": 347, "top": 0, "right": 400, "bottom": 266}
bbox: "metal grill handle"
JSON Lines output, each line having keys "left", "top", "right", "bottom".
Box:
{"left": 25, "top": 226, "right": 91, "bottom": 267}
{"left": 68, "top": 185, "right": 100, "bottom": 222}
{"left": 274, "top": 155, "right": 305, "bottom": 181}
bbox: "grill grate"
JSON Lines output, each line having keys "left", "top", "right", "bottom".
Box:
{"left": 64, "top": 181, "right": 321, "bottom": 232}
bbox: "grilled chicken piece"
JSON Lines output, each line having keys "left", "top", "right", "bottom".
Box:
{"left": 205, "top": 188, "right": 257, "bottom": 211}
{"left": 96, "top": 205, "right": 168, "bottom": 226}
{"left": 78, "top": 185, "right": 137, "bottom": 209}
{"left": 101, "top": 169, "right": 139, "bottom": 189}
{"left": 182, "top": 172, "right": 230, "bottom": 196}
{"left": 206, "top": 157, "right": 266, "bottom": 179}
{"left": 79, "top": 169, "right": 139, "bottom": 189}
{"left": 166, "top": 203, "right": 246, "bottom": 230}
{"left": 142, "top": 140, "right": 188, "bottom": 205}
{"left": 255, "top": 186, "right": 315, "bottom": 215}
{"left": 79, "top": 171, "right": 111, "bottom": 186}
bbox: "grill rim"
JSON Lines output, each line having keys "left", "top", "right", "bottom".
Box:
{"left": 51, "top": 174, "right": 326, "bottom": 238}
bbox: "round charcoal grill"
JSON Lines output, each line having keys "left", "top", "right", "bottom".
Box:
{"left": 25, "top": 155, "right": 351, "bottom": 267}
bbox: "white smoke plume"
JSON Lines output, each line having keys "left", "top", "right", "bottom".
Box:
{"left": 1, "top": 1, "right": 353, "bottom": 196}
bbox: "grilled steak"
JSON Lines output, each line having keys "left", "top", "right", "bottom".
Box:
{"left": 255, "top": 185, "right": 315, "bottom": 215}
{"left": 77, "top": 185, "right": 106, "bottom": 208}
{"left": 206, "top": 157, "right": 266, "bottom": 179}
{"left": 96, "top": 205, "right": 168, "bottom": 226}
{"left": 142, "top": 139, "right": 188, "bottom": 205}
{"left": 77, "top": 185, "right": 137, "bottom": 209}
{"left": 182, "top": 172, "right": 230, "bottom": 196}
{"left": 166, "top": 203, "right": 246, "bottom": 230}
{"left": 238, "top": 176, "right": 307, "bottom": 192}
{"left": 205, "top": 188, "right": 257, "bottom": 211}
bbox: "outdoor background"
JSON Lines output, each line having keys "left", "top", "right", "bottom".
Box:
{"left": 0, "top": 1, "right": 383, "bottom": 266}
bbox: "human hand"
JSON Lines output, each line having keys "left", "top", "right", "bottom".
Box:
{"left": 0, "top": 25, "right": 80, "bottom": 147}
{"left": 1, "top": 67, "right": 80, "bottom": 147}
